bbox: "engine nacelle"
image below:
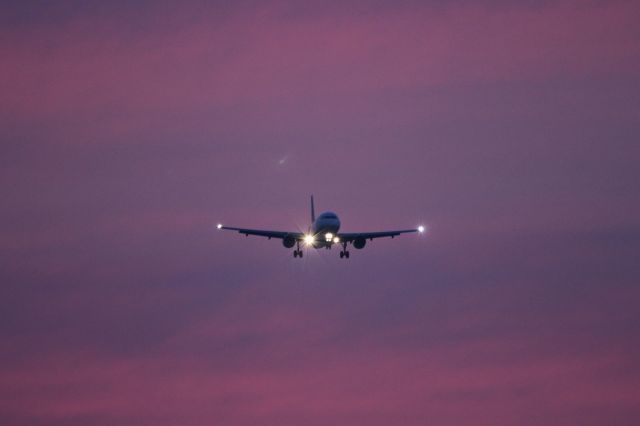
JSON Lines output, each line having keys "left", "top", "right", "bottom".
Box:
{"left": 282, "top": 235, "right": 296, "bottom": 248}
{"left": 353, "top": 237, "right": 366, "bottom": 249}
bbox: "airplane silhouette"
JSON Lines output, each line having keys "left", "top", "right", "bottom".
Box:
{"left": 218, "top": 196, "right": 425, "bottom": 259}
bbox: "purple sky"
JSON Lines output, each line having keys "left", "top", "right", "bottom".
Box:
{"left": 1, "top": 1, "right": 640, "bottom": 425}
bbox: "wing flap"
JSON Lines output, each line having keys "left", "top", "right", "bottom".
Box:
{"left": 339, "top": 229, "right": 419, "bottom": 241}
{"left": 218, "top": 226, "right": 303, "bottom": 240}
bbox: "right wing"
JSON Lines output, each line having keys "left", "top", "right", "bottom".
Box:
{"left": 217, "top": 225, "right": 304, "bottom": 241}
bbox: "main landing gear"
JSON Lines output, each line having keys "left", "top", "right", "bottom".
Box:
{"left": 339, "top": 242, "right": 350, "bottom": 259}
{"left": 293, "top": 240, "right": 303, "bottom": 258}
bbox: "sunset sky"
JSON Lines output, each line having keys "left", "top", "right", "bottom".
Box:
{"left": 1, "top": 1, "right": 639, "bottom": 425}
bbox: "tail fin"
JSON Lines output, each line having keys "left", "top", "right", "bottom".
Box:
{"left": 310, "top": 195, "right": 316, "bottom": 224}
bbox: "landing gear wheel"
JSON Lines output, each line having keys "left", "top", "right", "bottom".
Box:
{"left": 299, "top": 250, "right": 303, "bottom": 258}
{"left": 339, "top": 251, "right": 344, "bottom": 259}
{"left": 345, "top": 251, "right": 350, "bottom": 259}
{"left": 293, "top": 251, "right": 298, "bottom": 258}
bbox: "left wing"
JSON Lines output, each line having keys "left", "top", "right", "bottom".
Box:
{"left": 217, "top": 225, "right": 304, "bottom": 241}
{"left": 338, "top": 229, "right": 420, "bottom": 242}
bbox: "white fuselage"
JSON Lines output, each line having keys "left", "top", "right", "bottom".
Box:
{"left": 310, "top": 211, "right": 341, "bottom": 247}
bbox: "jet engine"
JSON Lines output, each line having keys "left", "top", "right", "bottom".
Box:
{"left": 353, "top": 237, "right": 366, "bottom": 249}
{"left": 282, "top": 235, "right": 296, "bottom": 248}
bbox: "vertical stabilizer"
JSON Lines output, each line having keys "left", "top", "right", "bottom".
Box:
{"left": 310, "top": 195, "right": 316, "bottom": 224}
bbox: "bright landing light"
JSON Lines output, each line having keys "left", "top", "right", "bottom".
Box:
{"left": 304, "top": 234, "right": 315, "bottom": 245}
{"left": 217, "top": 223, "right": 223, "bottom": 229}
{"left": 325, "top": 232, "right": 333, "bottom": 241}
{"left": 418, "top": 225, "right": 425, "bottom": 233}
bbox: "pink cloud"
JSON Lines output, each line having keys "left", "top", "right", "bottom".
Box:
{"left": 2, "top": 317, "right": 637, "bottom": 425}
{"left": 2, "top": 2, "right": 639, "bottom": 425}
{"left": 1, "top": 1, "right": 638, "bottom": 127}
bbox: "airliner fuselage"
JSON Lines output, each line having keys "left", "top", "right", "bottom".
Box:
{"left": 310, "top": 211, "right": 341, "bottom": 247}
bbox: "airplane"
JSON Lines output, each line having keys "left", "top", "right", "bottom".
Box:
{"left": 217, "top": 196, "right": 425, "bottom": 259}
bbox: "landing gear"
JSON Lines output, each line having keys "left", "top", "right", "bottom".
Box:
{"left": 293, "top": 249, "right": 303, "bottom": 258}
{"left": 339, "top": 242, "right": 350, "bottom": 259}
